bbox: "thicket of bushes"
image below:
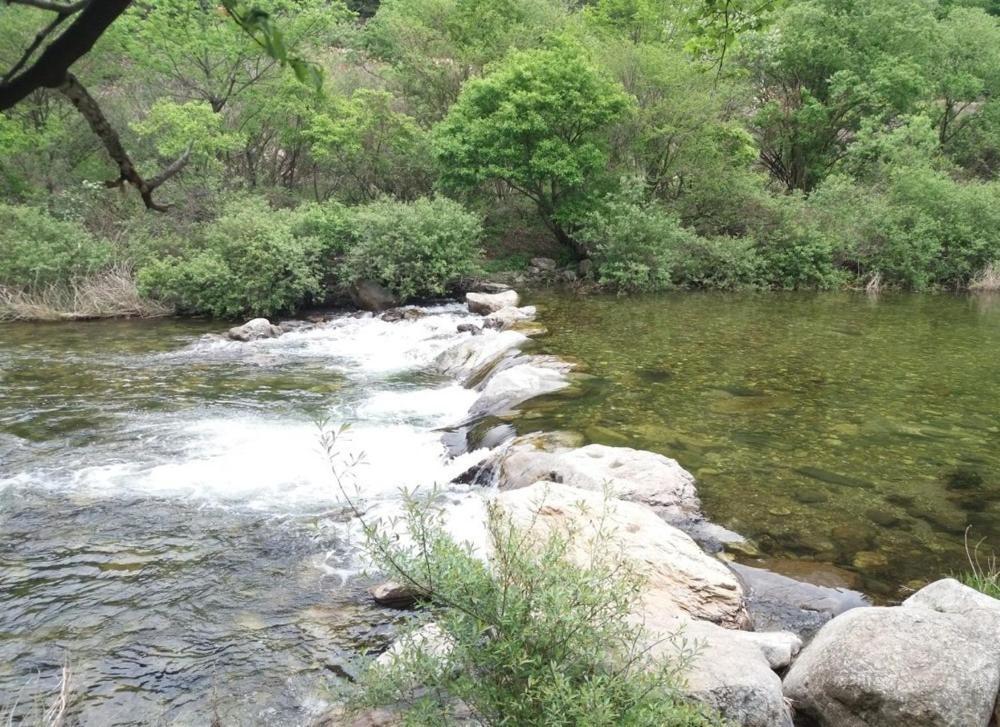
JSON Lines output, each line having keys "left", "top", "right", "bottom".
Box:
{"left": 1, "top": 195, "right": 484, "bottom": 319}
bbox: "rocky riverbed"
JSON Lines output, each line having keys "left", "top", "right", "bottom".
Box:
{"left": 307, "top": 288, "right": 1000, "bottom": 726}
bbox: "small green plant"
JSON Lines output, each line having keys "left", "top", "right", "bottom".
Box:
{"left": 339, "top": 196, "right": 483, "bottom": 300}
{"left": 960, "top": 529, "right": 1000, "bottom": 600}
{"left": 320, "top": 428, "right": 717, "bottom": 726}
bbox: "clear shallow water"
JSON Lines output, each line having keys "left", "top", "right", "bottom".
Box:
{"left": 0, "top": 309, "right": 489, "bottom": 724}
{"left": 3, "top": 292, "right": 1000, "bottom": 722}
{"left": 521, "top": 291, "right": 1000, "bottom": 598}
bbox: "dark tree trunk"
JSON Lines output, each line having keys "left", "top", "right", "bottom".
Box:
{"left": 0, "top": 0, "right": 133, "bottom": 111}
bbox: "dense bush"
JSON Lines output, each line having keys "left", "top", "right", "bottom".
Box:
{"left": 137, "top": 199, "right": 323, "bottom": 318}
{"left": 339, "top": 196, "right": 482, "bottom": 299}
{"left": 580, "top": 194, "right": 762, "bottom": 292}
{"left": 748, "top": 196, "right": 848, "bottom": 290}
{"left": 0, "top": 204, "right": 112, "bottom": 289}
{"left": 579, "top": 197, "right": 690, "bottom": 292}
{"left": 672, "top": 235, "right": 765, "bottom": 290}
{"left": 807, "top": 167, "right": 1000, "bottom": 289}
{"left": 350, "top": 489, "right": 717, "bottom": 726}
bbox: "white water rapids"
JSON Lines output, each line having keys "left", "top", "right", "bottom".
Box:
{"left": 0, "top": 303, "right": 540, "bottom": 724}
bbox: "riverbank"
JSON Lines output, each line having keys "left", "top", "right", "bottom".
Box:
{"left": 1, "top": 287, "right": 998, "bottom": 723}
{"left": 328, "top": 288, "right": 1000, "bottom": 726}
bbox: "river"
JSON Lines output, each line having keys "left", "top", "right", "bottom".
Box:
{"left": 1, "top": 292, "right": 998, "bottom": 722}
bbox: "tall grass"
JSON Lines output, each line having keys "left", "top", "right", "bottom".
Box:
{"left": 959, "top": 528, "right": 1000, "bottom": 599}
{"left": 969, "top": 262, "right": 1000, "bottom": 292}
{"left": 0, "top": 265, "right": 171, "bottom": 321}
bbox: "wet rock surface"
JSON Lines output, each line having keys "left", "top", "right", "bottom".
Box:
{"left": 227, "top": 317, "right": 282, "bottom": 341}
{"left": 350, "top": 280, "right": 398, "bottom": 312}
{"left": 465, "top": 290, "right": 519, "bottom": 315}
{"left": 731, "top": 562, "right": 869, "bottom": 639}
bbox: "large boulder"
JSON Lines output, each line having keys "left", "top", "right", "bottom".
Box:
{"left": 492, "top": 438, "right": 701, "bottom": 523}
{"left": 651, "top": 618, "right": 799, "bottom": 727}
{"left": 469, "top": 356, "right": 572, "bottom": 416}
{"left": 782, "top": 605, "right": 1000, "bottom": 727}
{"left": 227, "top": 317, "right": 281, "bottom": 342}
{"left": 496, "top": 482, "right": 747, "bottom": 629}
{"left": 351, "top": 280, "right": 398, "bottom": 312}
{"left": 433, "top": 330, "right": 527, "bottom": 380}
{"left": 902, "top": 577, "right": 1000, "bottom": 637}
{"left": 466, "top": 290, "right": 519, "bottom": 315}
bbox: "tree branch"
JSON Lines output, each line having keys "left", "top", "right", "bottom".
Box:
{"left": 6, "top": 0, "right": 89, "bottom": 13}
{"left": 59, "top": 73, "right": 189, "bottom": 211}
{"left": 2, "top": 13, "right": 69, "bottom": 84}
{"left": 0, "top": 0, "right": 132, "bottom": 111}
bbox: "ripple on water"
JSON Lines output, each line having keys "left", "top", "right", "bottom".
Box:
{"left": 0, "top": 305, "right": 496, "bottom": 723}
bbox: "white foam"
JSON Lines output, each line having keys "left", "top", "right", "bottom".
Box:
{"left": 5, "top": 304, "right": 508, "bottom": 524}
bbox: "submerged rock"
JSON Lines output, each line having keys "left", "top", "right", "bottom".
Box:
{"left": 466, "top": 290, "right": 519, "bottom": 315}
{"left": 730, "top": 562, "right": 869, "bottom": 639}
{"left": 483, "top": 305, "right": 536, "bottom": 330}
{"left": 351, "top": 280, "right": 397, "bottom": 312}
{"left": 227, "top": 317, "right": 282, "bottom": 342}
{"left": 496, "top": 482, "right": 747, "bottom": 629}
{"left": 782, "top": 599, "right": 1000, "bottom": 727}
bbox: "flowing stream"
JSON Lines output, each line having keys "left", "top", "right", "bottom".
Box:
{"left": 2, "top": 291, "right": 1000, "bottom": 723}
{"left": 0, "top": 306, "right": 492, "bottom": 724}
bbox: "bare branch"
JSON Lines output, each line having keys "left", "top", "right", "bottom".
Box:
{"left": 59, "top": 73, "right": 189, "bottom": 211}
{"left": 5, "top": 0, "right": 88, "bottom": 13}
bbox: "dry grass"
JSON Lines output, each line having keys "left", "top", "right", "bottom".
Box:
{"left": 864, "top": 271, "right": 884, "bottom": 296}
{"left": 1, "top": 659, "right": 72, "bottom": 727}
{"left": 969, "top": 262, "right": 1000, "bottom": 292}
{"left": 0, "top": 265, "right": 171, "bottom": 321}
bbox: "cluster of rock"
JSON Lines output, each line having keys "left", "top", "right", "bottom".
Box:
{"left": 318, "top": 287, "right": 1000, "bottom": 726}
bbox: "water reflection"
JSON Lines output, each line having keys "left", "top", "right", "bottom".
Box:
{"left": 522, "top": 291, "right": 1000, "bottom": 599}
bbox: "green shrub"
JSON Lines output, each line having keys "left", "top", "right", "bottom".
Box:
{"left": 751, "top": 196, "right": 847, "bottom": 290}
{"left": 339, "top": 196, "right": 482, "bottom": 299}
{"left": 579, "top": 196, "right": 693, "bottom": 292}
{"left": 137, "top": 198, "right": 323, "bottom": 318}
{"left": 0, "top": 203, "right": 111, "bottom": 289}
{"left": 349, "top": 489, "right": 718, "bottom": 726}
{"left": 808, "top": 168, "right": 1000, "bottom": 290}
{"left": 672, "top": 235, "right": 764, "bottom": 290}
{"left": 580, "top": 193, "right": 761, "bottom": 292}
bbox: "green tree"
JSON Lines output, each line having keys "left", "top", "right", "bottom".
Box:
{"left": 747, "top": 0, "right": 940, "bottom": 191}
{"left": 363, "top": 0, "right": 568, "bottom": 122}
{"left": 305, "top": 89, "right": 433, "bottom": 202}
{"left": 434, "top": 43, "right": 631, "bottom": 257}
